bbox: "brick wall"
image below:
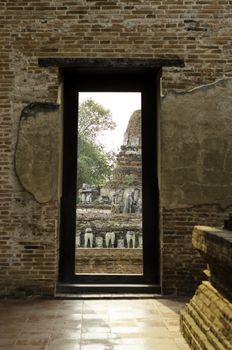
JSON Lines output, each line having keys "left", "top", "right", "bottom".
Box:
{"left": 0, "top": 1, "right": 231, "bottom": 296}
{"left": 162, "top": 205, "right": 232, "bottom": 295}
{"left": 76, "top": 249, "right": 143, "bottom": 274}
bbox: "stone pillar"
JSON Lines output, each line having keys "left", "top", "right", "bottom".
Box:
{"left": 180, "top": 226, "right": 232, "bottom": 350}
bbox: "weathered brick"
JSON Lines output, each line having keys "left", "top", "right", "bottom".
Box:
{"left": 0, "top": 0, "right": 231, "bottom": 297}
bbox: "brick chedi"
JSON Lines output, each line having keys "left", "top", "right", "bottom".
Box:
{"left": 102, "top": 110, "right": 142, "bottom": 214}
{"left": 112, "top": 109, "right": 142, "bottom": 186}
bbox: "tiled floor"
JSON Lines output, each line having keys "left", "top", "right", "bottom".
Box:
{"left": 0, "top": 297, "right": 190, "bottom": 350}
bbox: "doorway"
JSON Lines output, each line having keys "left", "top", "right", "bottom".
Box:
{"left": 76, "top": 92, "right": 143, "bottom": 276}
{"left": 59, "top": 68, "right": 160, "bottom": 292}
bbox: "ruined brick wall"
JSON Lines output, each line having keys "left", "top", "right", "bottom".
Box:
{"left": 0, "top": 1, "right": 231, "bottom": 296}
{"left": 162, "top": 205, "right": 232, "bottom": 295}
{"left": 76, "top": 249, "right": 143, "bottom": 274}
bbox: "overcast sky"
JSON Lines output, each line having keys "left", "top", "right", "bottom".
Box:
{"left": 79, "top": 92, "right": 141, "bottom": 152}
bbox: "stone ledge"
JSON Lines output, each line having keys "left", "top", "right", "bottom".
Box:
{"left": 192, "top": 226, "right": 232, "bottom": 299}
{"left": 192, "top": 226, "right": 232, "bottom": 267}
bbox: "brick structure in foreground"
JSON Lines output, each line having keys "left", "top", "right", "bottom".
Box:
{"left": 180, "top": 226, "right": 232, "bottom": 349}
{"left": 0, "top": 1, "right": 232, "bottom": 296}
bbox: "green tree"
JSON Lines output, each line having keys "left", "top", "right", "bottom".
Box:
{"left": 78, "top": 98, "right": 116, "bottom": 142}
{"left": 77, "top": 98, "right": 116, "bottom": 192}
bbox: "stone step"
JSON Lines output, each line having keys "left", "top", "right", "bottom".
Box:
{"left": 56, "top": 283, "right": 161, "bottom": 295}
{"left": 180, "top": 309, "right": 213, "bottom": 350}
{"left": 180, "top": 281, "right": 232, "bottom": 350}
{"left": 55, "top": 292, "right": 162, "bottom": 300}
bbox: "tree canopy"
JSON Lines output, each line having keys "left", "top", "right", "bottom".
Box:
{"left": 78, "top": 98, "right": 116, "bottom": 142}
{"left": 77, "top": 98, "right": 116, "bottom": 192}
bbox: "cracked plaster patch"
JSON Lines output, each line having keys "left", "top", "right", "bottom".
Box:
{"left": 15, "top": 102, "right": 60, "bottom": 203}
{"left": 161, "top": 78, "right": 232, "bottom": 209}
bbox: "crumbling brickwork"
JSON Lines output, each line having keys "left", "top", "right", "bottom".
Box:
{"left": 180, "top": 226, "right": 232, "bottom": 349}
{"left": 0, "top": 1, "right": 231, "bottom": 296}
{"left": 76, "top": 249, "right": 143, "bottom": 274}
{"left": 162, "top": 205, "right": 232, "bottom": 295}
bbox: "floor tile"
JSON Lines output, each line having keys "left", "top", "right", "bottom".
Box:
{"left": 13, "top": 347, "right": 46, "bottom": 350}
{"left": 0, "top": 297, "right": 190, "bottom": 350}
{"left": 47, "top": 344, "right": 80, "bottom": 350}
{"left": 81, "top": 345, "right": 112, "bottom": 350}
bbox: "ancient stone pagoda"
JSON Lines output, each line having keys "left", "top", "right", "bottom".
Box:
{"left": 100, "top": 109, "right": 142, "bottom": 214}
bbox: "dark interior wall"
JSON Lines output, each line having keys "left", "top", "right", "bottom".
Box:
{"left": 0, "top": 1, "right": 231, "bottom": 296}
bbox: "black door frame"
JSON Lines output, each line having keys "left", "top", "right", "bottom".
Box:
{"left": 59, "top": 67, "right": 161, "bottom": 287}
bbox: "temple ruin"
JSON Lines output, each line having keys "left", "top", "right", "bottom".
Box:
{"left": 1, "top": 1, "right": 232, "bottom": 348}
{"left": 75, "top": 110, "right": 143, "bottom": 273}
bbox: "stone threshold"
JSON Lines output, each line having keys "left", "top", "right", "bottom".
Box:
{"left": 56, "top": 283, "right": 161, "bottom": 295}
